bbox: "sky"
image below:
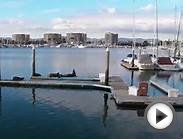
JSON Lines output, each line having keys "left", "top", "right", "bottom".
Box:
{"left": 0, "top": 0, "right": 182, "bottom": 39}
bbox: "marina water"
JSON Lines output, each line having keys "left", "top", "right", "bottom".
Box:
{"left": 0, "top": 48, "right": 183, "bottom": 139}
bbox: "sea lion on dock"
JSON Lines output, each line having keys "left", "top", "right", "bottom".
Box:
{"left": 59, "top": 69, "right": 77, "bottom": 77}
{"left": 49, "top": 72, "right": 60, "bottom": 78}
{"left": 12, "top": 76, "right": 24, "bottom": 81}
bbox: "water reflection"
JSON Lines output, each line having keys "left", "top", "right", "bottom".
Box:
{"left": 156, "top": 71, "right": 172, "bottom": 82}
{"left": 32, "top": 88, "right": 36, "bottom": 104}
{"left": 130, "top": 71, "right": 134, "bottom": 86}
{"left": 136, "top": 109, "right": 145, "bottom": 117}
{"left": 102, "top": 93, "right": 109, "bottom": 127}
{"left": 138, "top": 71, "right": 156, "bottom": 82}
{"left": 0, "top": 87, "right": 1, "bottom": 116}
{"left": 102, "top": 104, "right": 108, "bottom": 127}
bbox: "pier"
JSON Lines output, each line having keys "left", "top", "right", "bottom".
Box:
{"left": 0, "top": 78, "right": 111, "bottom": 92}
{"left": 109, "top": 77, "right": 183, "bottom": 108}
{"left": 1, "top": 76, "right": 183, "bottom": 108}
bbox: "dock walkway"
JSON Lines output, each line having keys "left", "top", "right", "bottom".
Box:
{"left": 0, "top": 78, "right": 111, "bottom": 92}
{"left": 109, "top": 77, "right": 183, "bottom": 108}
{"left": 1, "top": 76, "right": 183, "bottom": 108}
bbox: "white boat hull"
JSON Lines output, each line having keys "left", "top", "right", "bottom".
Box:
{"left": 138, "top": 64, "right": 155, "bottom": 70}
{"left": 158, "top": 65, "right": 180, "bottom": 71}
{"left": 134, "top": 60, "right": 155, "bottom": 70}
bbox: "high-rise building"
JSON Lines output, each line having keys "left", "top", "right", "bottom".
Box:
{"left": 43, "top": 33, "right": 62, "bottom": 44}
{"left": 105, "top": 32, "right": 118, "bottom": 46}
{"left": 66, "top": 33, "right": 87, "bottom": 45}
{"left": 12, "top": 34, "right": 30, "bottom": 44}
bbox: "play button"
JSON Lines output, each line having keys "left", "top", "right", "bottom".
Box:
{"left": 156, "top": 109, "right": 167, "bottom": 124}
{"left": 146, "top": 102, "right": 175, "bottom": 130}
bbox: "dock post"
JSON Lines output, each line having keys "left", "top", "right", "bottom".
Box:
{"left": 132, "top": 49, "right": 135, "bottom": 67}
{"left": 0, "top": 46, "right": 1, "bottom": 81}
{"left": 105, "top": 47, "right": 110, "bottom": 86}
{"left": 32, "top": 45, "right": 36, "bottom": 77}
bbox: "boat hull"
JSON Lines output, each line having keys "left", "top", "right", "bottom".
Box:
{"left": 158, "top": 65, "right": 180, "bottom": 71}
{"left": 138, "top": 64, "right": 155, "bottom": 70}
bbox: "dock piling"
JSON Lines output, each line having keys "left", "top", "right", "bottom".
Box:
{"left": 132, "top": 49, "right": 135, "bottom": 67}
{"left": 32, "top": 45, "right": 36, "bottom": 76}
{"left": 105, "top": 48, "right": 110, "bottom": 86}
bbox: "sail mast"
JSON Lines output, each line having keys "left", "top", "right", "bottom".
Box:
{"left": 132, "top": 0, "right": 136, "bottom": 49}
{"left": 155, "top": 0, "right": 159, "bottom": 57}
{"left": 175, "top": 9, "right": 182, "bottom": 58}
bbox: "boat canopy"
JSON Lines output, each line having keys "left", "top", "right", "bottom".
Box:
{"left": 127, "top": 54, "right": 137, "bottom": 59}
{"left": 138, "top": 54, "right": 153, "bottom": 64}
{"left": 157, "top": 57, "right": 173, "bottom": 65}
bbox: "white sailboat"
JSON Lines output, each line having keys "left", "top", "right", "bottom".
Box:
{"left": 155, "top": 0, "right": 180, "bottom": 71}
{"left": 157, "top": 57, "right": 180, "bottom": 71}
{"left": 121, "top": 0, "right": 137, "bottom": 67}
{"left": 134, "top": 54, "right": 155, "bottom": 70}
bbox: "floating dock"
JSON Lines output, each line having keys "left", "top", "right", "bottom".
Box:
{"left": 1, "top": 76, "right": 183, "bottom": 108}
{"left": 0, "top": 78, "right": 111, "bottom": 92}
{"left": 121, "top": 62, "right": 139, "bottom": 70}
{"left": 110, "top": 77, "right": 183, "bottom": 108}
{"left": 150, "top": 79, "right": 182, "bottom": 94}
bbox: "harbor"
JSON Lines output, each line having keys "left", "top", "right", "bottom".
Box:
{"left": 1, "top": 47, "right": 183, "bottom": 138}
{"left": 1, "top": 0, "right": 183, "bottom": 137}
{"left": 1, "top": 47, "right": 183, "bottom": 110}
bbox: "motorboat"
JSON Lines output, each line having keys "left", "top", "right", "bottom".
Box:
{"left": 157, "top": 57, "right": 180, "bottom": 71}
{"left": 134, "top": 54, "right": 155, "bottom": 70}
{"left": 77, "top": 45, "right": 86, "bottom": 49}
{"left": 122, "top": 53, "right": 137, "bottom": 64}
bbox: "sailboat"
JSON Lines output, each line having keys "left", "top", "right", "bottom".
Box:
{"left": 130, "top": 0, "right": 155, "bottom": 70}
{"left": 154, "top": 0, "right": 180, "bottom": 71}
{"left": 121, "top": 0, "right": 137, "bottom": 67}
{"left": 134, "top": 54, "right": 155, "bottom": 70}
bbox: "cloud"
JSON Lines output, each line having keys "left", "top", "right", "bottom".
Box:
{"left": 0, "top": 10, "right": 177, "bottom": 39}
{"left": 106, "top": 8, "right": 117, "bottom": 14}
{"left": 140, "top": 4, "right": 154, "bottom": 12}
{"left": 49, "top": 13, "right": 176, "bottom": 39}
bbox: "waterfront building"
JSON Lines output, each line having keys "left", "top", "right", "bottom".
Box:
{"left": 105, "top": 32, "right": 118, "bottom": 46}
{"left": 0, "top": 37, "right": 12, "bottom": 45}
{"left": 43, "top": 33, "right": 62, "bottom": 45}
{"left": 12, "top": 34, "right": 30, "bottom": 44}
{"left": 66, "top": 33, "right": 87, "bottom": 45}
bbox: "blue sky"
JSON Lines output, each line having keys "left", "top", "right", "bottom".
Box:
{"left": 0, "top": 0, "right": 182, "bottom": 39}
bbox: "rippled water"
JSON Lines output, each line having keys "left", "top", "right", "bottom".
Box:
{"left": 0, "top": 48, "right": 183, "bottom": 139}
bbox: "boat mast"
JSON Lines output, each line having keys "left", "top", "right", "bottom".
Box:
{"left": 131, "top": 0, "right": 136, "bottom": 67}
{"left": 155, "top": 0, "right": 159, "bottom": 57}
{"left": 175, "top": 9, "right": 182, "bottom": 59}
{"left": 172, "top": 1, "right": 177, "bottom": 58}
{"left": 132, "top": 0, "right": 136, "bottom": 50}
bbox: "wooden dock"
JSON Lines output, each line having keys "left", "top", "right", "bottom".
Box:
{"left": 1, "top": 76, "right": 183, "bottom": 108}
{"left": 0, "top": 79, "right": 111, "bottom": 92}
{"left": 31, "top": 76, "right": 100, "bottom": 82}
{"left": 121, "top": 62, "right": 139, "bottom": 70}
{"left": 109, "top": 77, "right": 183, "bottom": 108}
